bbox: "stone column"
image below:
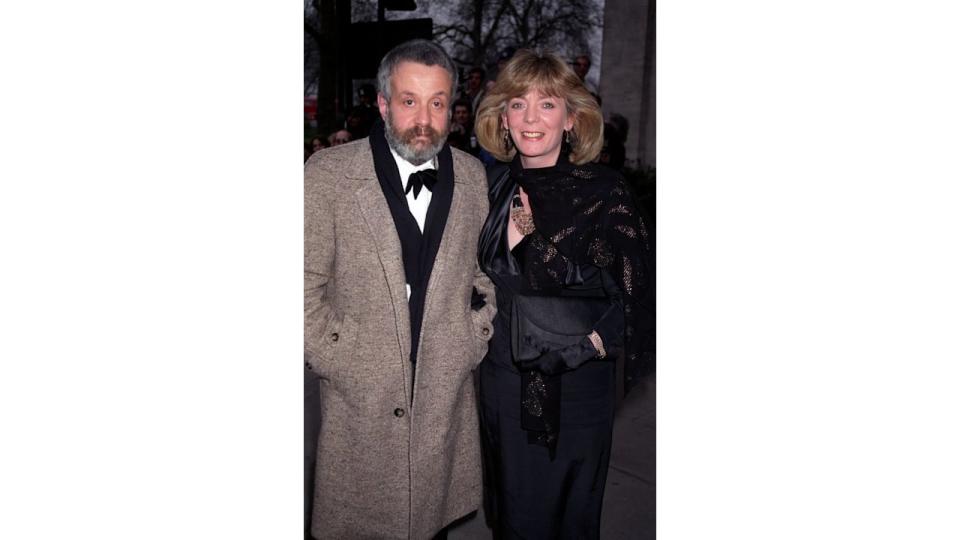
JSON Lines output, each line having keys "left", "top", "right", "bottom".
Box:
{"left": 599, "top": 0, "right": 656, "bottom": 168}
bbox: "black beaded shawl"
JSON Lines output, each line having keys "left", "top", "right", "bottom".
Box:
{"left": 487, "top": 151, "right": 654, "bottom": 383}
{"left": 479, "top": 150, "right": 655, "bottom": 452}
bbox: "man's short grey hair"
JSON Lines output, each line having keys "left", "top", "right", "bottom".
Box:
{"left": 376, "top": 39, "right": 458, "bottom": 102}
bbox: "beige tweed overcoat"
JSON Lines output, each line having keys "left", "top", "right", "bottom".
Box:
{"left": 305, "top": 138, "right": 497, "bottom": 539}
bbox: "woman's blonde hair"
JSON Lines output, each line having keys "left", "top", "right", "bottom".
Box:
{"left": 475, "top": 49, "right": 604, "bottom": 165}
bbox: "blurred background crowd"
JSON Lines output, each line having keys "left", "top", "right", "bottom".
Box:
{"left": 304, "top": 0, "right": 655, "bottom": 219}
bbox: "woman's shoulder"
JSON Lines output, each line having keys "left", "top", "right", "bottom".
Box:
{"left": 484, "top": 161, "right": 514, "bottom": 202}
{"left": 573, "top": 163, "right": 631, "bottom": 200}
{"left": 485, "top": 161, "right": 511, "bottom": 187}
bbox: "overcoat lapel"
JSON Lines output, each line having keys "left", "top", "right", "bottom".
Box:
{"left": 346, "top": 143, "right": 412, "bottom": 366}
{"left": 411, "top": 179, "right": 466, "bottom": 406}
{"left": 419, "top": 183, "right": 465, "bottom": 330}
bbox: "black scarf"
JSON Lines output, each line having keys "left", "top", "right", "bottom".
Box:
{"left": 511, "top": 150, "right": 615, "bottom": 270}
{"left": 368, "top": 118, "right": 455, "bottom": 365}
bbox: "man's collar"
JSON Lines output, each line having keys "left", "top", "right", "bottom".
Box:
{"left": 389, "top": 147, "right": 436, "bottom": 188}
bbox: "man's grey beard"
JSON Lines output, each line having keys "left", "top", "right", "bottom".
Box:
{"left": 383, "top": 110, "right": 448, "bottom": 166}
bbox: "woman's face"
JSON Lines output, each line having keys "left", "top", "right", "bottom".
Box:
{"left": 502, "top": 88, "right": 574, "bottom": 169}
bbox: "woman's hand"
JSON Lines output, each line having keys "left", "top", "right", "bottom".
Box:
{"left": 508, "top": 187, "right": 535, "bottom": 245}
{"left": 516, "top": 334, "right": 603, "bottom": 375}
{"left": 517, "top": 186, "right": 531, "bottom": 209}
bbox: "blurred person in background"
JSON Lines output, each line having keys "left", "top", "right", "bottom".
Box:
{"left": 473, "top": 49, "right": 654, "bottom": 540}
{"left": 572, "top": 53, "right": 599, "bottom": 97}
{"left": 492, "top": 47, "right": 517, "bottom": 85}
{"left": 447, "top": 99, "right": 477, "bottom": 155}
{"left": 307, "top": 137, "right": 328, "bottom": 162}
{"left": 345, "top": 83, "right": 378, "bottom": 139}
{"left": 463, "top": 66, "right": 487, "bottom": 117}
{"left": 598, "top": 121, "right": 626, "bottom": 171}
{"left": 327, "top": 129, "right": 351, "bottom": 147}
{"left": 608, "top": 112, "right": 629, "bottom": 143}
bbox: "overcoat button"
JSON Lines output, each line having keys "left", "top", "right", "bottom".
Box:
{"left": 394, "top": 408, "right": 405, "bottom": 418}
{"left": 481, "top": 327, "right": 490, "bottom": 336}
{"left": 331, "top": 333, "right": 339, "bottom": 342}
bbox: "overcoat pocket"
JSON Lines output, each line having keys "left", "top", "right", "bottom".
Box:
{"left": 307, "top": 312, "right": 360, "bottom": 378}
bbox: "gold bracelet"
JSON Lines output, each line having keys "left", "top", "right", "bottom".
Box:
{"left": 588, "top": 331, "right": 606, "bottom": 359}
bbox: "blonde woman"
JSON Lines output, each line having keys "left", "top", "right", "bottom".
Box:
{"left": 474, "top": 49, "right": 654, "bottom": 539}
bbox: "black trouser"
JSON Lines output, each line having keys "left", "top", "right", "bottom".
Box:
{"left": 478, "top": 360, "right": 615, "bottom": 540}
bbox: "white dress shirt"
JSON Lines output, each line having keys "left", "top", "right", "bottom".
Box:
{"left": 390, "top": 148, "right": 436, "bottom": 300}
{"left": 391, "top": 148, "right": 435, "bottom": 233}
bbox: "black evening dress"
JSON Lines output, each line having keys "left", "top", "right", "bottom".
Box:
{"left": 477, "top": 151, "right": 654, "bottom": 539}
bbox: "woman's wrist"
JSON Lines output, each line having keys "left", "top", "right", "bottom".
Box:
{"left": 587, "top": 331, "right": 606, "bottom": 359}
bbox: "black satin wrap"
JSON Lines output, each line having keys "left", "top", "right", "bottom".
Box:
{"left": 511, "top": 294, "right": 612, "bottom": 363}
{"left": 478, "top": 150, "right": 654, "bottom": 456}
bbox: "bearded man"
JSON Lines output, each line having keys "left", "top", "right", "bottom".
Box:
{"left": 305, "top": 39, "right": 496, "bottom": 539}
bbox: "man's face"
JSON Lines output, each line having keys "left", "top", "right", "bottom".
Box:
{"left": 453, "top": 105, "right": 470, "bottom": 126}
{"left": 346, "top": 113, "right": 361, "bottom": 130}
{"left": 378, "top": 61, "right": 452, "bottom": 165}
{"left": 573, "top": 56, "right": 590, "bottom": 80}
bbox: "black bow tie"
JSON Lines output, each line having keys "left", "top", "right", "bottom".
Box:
{"left": 405, "top": 169, "right": 438, "bottom": 199}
